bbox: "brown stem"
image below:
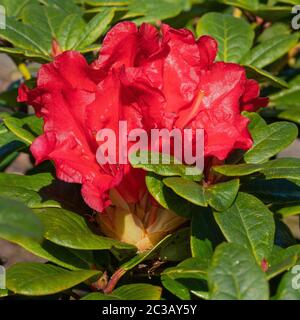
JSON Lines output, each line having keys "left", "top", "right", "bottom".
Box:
{"left": 103, "top": 268, "right": 126, "bottom": 294}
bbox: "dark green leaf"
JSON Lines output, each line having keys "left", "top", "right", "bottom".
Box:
{"left": 34, "top": 207, "right": 135, "bottom": 251}
{"left": 241, "top": 34, "right": 299, "bottom": 69}
{"left": 214, "top": 193, "right": 275, "bottom": 263}
{"left": 244, "top": 65, "right": 289, "bottom": 89}
{"left": 163, "top": 177, "right": 239, "bottom": 211}
{"left": 244, "top": 112, "right": 298, "bottom": 164}
{"left": 208, "top": 243, "right": 269, "bottom": 300}
{"left": 0, "top": 197, "right": 44, "bottom": 243}
{"left": 161, "top": 257, "right": 207, "bottom": 300}
{"left": 6, "top": 262, "right": 100, "bottom": 296}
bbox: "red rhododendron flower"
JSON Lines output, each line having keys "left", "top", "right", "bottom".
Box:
{"left": 18, "top": 22, "right": 268, "bottom": 218}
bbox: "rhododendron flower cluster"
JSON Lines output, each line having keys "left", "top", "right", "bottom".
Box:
{"left": 18, "top": 22, "right": 268, "bottom": 250}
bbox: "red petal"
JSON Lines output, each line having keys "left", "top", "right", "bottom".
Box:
{"left": 189, "top": 62, "right": 253, "bottom": 160}
{"left": 197, "top": 35, "right": 218, "bottom": 68}
{"left": 241, "top": 79, "right": 269, "bottom": 112}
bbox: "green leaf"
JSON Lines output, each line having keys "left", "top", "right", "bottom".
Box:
{"left": 208, "top": 243, "right": 269, "bottom": 300}
{"left": 0, "top": 16, "right": 52, "bottom": 60}
{"left": 275, "top": 218, "right": 297, "bottom": 248}
{"left": 145, "top": 173, "right": 195, "bottom": 218}
{"left": 163, "top": 178, "right": 206, "bottom": 207}
{"left": 163, "top": 177, "right": 239, "bottom": 211}
{"left": 267, "top": 246, "right": 299, "bottom": 280}
{"left": 0, "top": 2, "right": 113, "bottom": 60}
{"left": 213, "top": 158, "right": 300, "bottom": 182}
{"left": 191, "top": 209, "right": 222, "bottom": 263}
{"left": 6, "top": 262, "right": 100, "bottom": 296}
{"left": 217, "top": 0, "right": 259, "bottom": 11}
{"left": 0, "top": 197, "right": 44, "bottom": 243}
{"left": 262, "top": 158, "right": 300, "bottom": 182}
{"left": 241, "top": 34, "right": 299, "bottom": 69}
{"left": 244, "top": 112, "right": 298, "bottom": 164}
{"left": 196, "top": 12, "right": 254, "bottom": 63}
{"left": 277, "top": 205, "right": 300, "bottom": 217}
{"left": 34, "top": 207, "right": 135, "bottom": 251}
{"left": 257, "top": 23, "right": 291, "bottom": 43}
{"left": 124, "top": 0, "right": 190, "bottom": 24}
{"left": 214, "top": 193, "right": 275, "bottom": 263}
{"left": 158, "top": 228, "right": 191, "bottom": 262}
{"left": 243, "top": 65, "right": 289, "bottom": 89}
{"left": 204, "top": 179, "right": 240, "bottom": 211}
{"left": 0, "top": 0, "right": 31, "bottom": 17}
{"left": 73, "top": 9, "right": 115, "bottom": 50}
{"left": 130, "top": 151, "right": 202, "bottom": 180}
{"left": 3, "top": 115, "right": 43, "bottom": 145}
{"left": 275, "top": 261, "right": 300, "bottom": 300}
{"left": 82, "top": 0, "right": 129, "bottom": 6}
{"left": 213, "top": 163, "right": 263, "bottom": 176}
{"left": 270, "top": 85, "right": 300, "bottom": 109}
{"left": 0, "top": 122, "right": 25, "bottom": 171}
{"left": 0, "top": 288, "right": 8, "bottom": 297}
{"left": 161, "top": 257, "right": 208, "bottom": 300}
{"left": 82, "top": 284, "right": 162, "bottom": 300}
{"left": 0, "top": 173, "right": 60, "bottom": 209}
{"left": 242, "top": 178, "right": 300, "bottom": 204}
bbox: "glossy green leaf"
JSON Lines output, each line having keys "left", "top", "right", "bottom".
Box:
{"left": 0, "top": 0, "right": 31, "bottom": 17}
{"left": 270, "top": 85, "right": 300, "bottom": 109}
{"left": 208, "top": 243, "right": 269, "bottom": 300}
{"left": 213, "top": 163, "right": 263, "bottom": 176}
{"left": 161, "top": 257, "right": 208, "bottom": 300}
{"left": 277, "top": 205, "right": 300, "bottom": 217}
{"left": 34, "top": 207, "right": 135, "bottom": 251}
{"left": 257, "top": 23, "right": 291, "bottom": 43}
{"left": 163, "top": 178, "right": 206, "bottom": 207}
{"left": 196, "top": 12, "right": 254, "bottom": 63}
{"left": 82, "top": 284, "right": 162, "bottom": 300}
{"left": 6, "top": 262, "right": 100, "bottom": 296}
{"left": 191, "top": 209, "right": 222, "bottom": 263}
{"left": 244, "top": 112, "right": 298, "bottom": 164}
{"left": 0, "top": 122, "right": 25, "bottom": 170}
{"left": 130, "top": 151, "right": 202, "bottom": 180}
{"left": 217, "top": 0, "right": 259, "bottom": 11}
{"left": 0, "top": 2, "right": 113, "bottom": 59}
{"left": 163, "top": 177, "right": 239, "bottom": 211}
{"left": 241, "top": 34, "right": 299, "bottom": 69}
{"left": 214, "top": 193, "right": 275, "bottom": 263}
{"left": 3, "top": 115, "right": 43, "bottom": 145}
{"left": 267, "top": 246, "right": 299, "bottom": 280}
{"left": 0, "top": 197, "right": 44, "bottom": 243}
{"left": 158, "top": 228, "right": 191, "bottom": 262}
{"left": 124, "top": 0, "right": 190, "bottom": 24}
{"left": 241, "top": 178, "right": 300, "bottom": 204}
{"left": 0, "top": 16, "right": 52, "bottom": 60}
{"left": 0, "top": 173, "right": 60, "bottom": 208}
{"left": 262, "top": 158, "right": 300, "bottom": 182}
{"left": 244, "top": 65, "right": 289, "bottom": 89}
{"left": 275, "top": 261, "right": 300, "bottom": 300}
{"left": 73, "top": 9, "right": 115, "bottom": 50}
{"left": 145, "top": 173, "right": 195, "bottom": 218}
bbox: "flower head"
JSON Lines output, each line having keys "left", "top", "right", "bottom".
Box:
{"left": 18, "top": 22, "right": 268, "bottom": 250}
